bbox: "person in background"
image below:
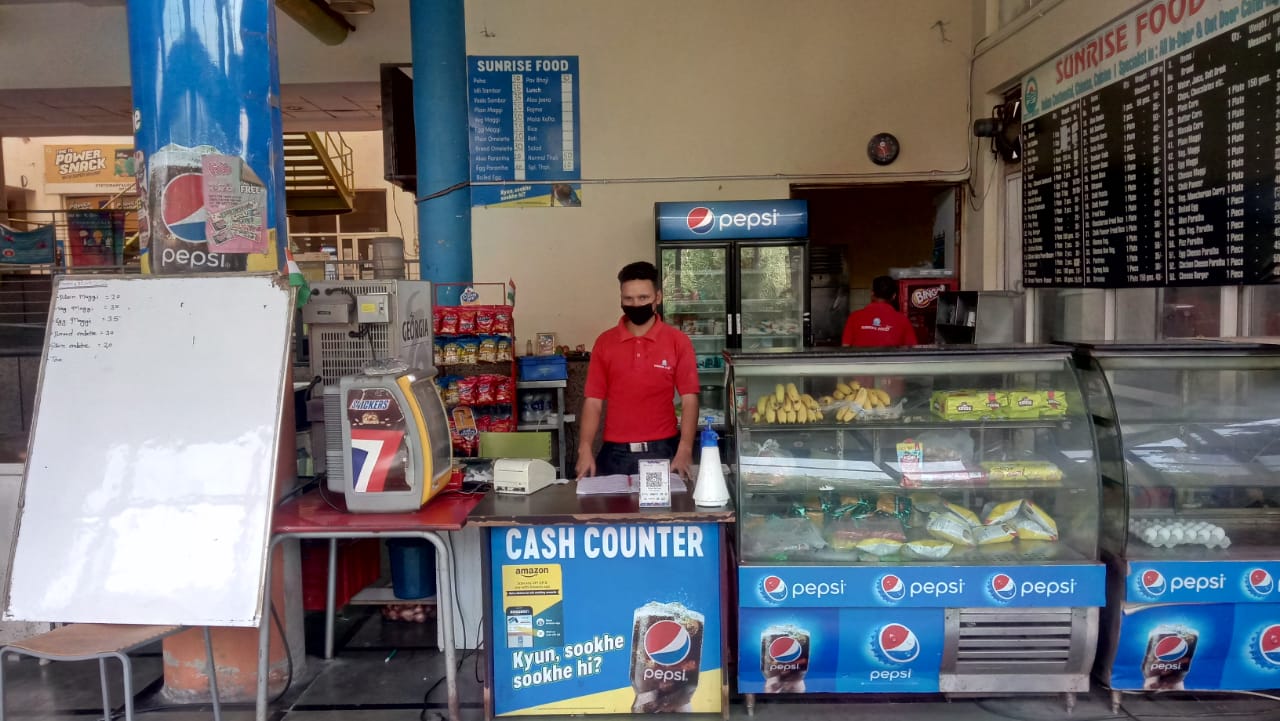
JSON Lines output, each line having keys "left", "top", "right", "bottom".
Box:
{"left": 842, "top": 275, "right": 919, "bottom": 347}
{"left": 577, "top": 261, "right": 700, "bottom": 480}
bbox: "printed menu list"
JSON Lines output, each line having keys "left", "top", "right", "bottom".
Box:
{"left": 468, "top": 56, "right": 580, "bottom": 183}
{"left": 1023, "top": 7, "right": 1280, "bottom": 287}
{"left": 48, "top": 283, "right": 121, "bottom": 363}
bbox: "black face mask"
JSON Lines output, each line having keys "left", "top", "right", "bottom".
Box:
{"left": 621, "top": 303, "right": 656, "bottom": 325}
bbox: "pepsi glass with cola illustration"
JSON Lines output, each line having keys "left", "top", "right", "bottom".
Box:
{"left": 143, "top": 144, "right": 247, "bottom": 273}
{"left": 1142, "top": 625, "right": 1198, "bottom": 690}
{"left": 630, "top": 601, "right": 704, "bottom": 713}
{"left": 760, "top": 624, "right": 809, "bottom": 693}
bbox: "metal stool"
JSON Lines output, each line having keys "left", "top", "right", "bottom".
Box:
{"left": 0, "top": 624, "right": 222, "bottom": 721}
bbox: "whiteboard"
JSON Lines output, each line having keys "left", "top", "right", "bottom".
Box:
{"left": 4, "top": 274, "right": 294, "bottom": 627}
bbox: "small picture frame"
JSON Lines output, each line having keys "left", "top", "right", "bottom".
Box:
{"left": 536, "top": 332, "right": 557, "bottom": 356}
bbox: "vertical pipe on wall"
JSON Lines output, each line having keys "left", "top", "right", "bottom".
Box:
{"left": 410, "top": 0, "right": 472, "bottom": 297}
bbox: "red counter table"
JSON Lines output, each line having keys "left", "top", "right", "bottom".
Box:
{"left": 255, "top": 490, "right": 482, "bottom": 721}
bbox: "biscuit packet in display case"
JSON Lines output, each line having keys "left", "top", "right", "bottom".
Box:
{"left": 1005, "top": 389, "right": 1042, "bottom": 420}
{"left": 1041, "top": 390, "right": 1068, "bottom": 417}
{"left": 930, "top": 391, "right": 985, "bottom": 420}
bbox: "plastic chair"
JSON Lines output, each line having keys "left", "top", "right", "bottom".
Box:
{"left": 0, "top": 624, "right": 221, "bottom": 721}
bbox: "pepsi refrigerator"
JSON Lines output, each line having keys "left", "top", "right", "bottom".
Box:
{"left": 1073, "top": 341, "right": 1280, "bottom": 710}
{"left": 726, "top": 345, "right": 1107, "bottom": 711}
{"left": 654, "top": 200, "right": 810, "bottom": 424}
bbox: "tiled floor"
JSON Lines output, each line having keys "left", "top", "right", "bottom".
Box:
{"left": 4, "top": 609, "right": 1280, "bottom": 721}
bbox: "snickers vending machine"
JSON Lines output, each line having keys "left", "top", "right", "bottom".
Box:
{"left": 1074, "top": 342, "right": 1280, "bottom": 708}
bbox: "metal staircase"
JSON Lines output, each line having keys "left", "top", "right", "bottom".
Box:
{"left": 284, "top": 131, "right": 356, "bottom": 216}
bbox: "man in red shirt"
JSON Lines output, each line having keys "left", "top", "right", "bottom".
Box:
{"left": 842, "top": 275, "right": 919, "bottom": 347}
{"left": 576, "top": 261, "right": 700, "bottom": 480}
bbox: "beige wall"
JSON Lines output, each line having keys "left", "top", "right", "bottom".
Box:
{"left": 1, "top": 1, "right": 981, "bottom": 347}
{"left": 465, "top": 0, "right": 973, "bottom": 346}
{"left": 965, "top": 0, "right": 1140, "bottom": 290}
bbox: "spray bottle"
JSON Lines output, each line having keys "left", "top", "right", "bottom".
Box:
{"left": 693, "top": 417, "right": 730, "bottom": 507}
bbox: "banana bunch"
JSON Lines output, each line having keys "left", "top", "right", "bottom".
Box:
{"left": 751, "top": 383, "right": 824, "bottom": 424}
{"left": 821, "top": 381, "right": 894, "bottom": 423}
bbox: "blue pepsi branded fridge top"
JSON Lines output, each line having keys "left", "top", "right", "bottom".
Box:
{"left": 740, "top": 564, "right": 1107, "bottom": 609}
{"left": 656, "top": 200, "right": 808, "bottom": 241}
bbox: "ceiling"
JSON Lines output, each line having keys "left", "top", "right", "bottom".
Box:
{"left": 0, "top": 82, "right": 382, "bottom": 138}
{"left": 0, "top": 0, "right": 383, "bottom": 138}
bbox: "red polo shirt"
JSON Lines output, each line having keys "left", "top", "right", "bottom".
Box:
{"left": 585, "top": 316, "right": 699, "bottom": 443}
{"left": 842, "top": 301, "right": 918, "bottom": 347}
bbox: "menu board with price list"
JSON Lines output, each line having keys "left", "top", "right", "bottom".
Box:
{"left": 1021, "top": 0, "right": 1280, "bottom": 288}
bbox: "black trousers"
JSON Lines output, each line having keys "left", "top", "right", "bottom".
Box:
{"left": 594, "top": 435, "right": 680, "bottom": 476}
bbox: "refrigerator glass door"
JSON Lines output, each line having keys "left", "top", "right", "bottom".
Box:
{"left": 660, "top": 246, "right": 729, "bottom": 383}
{"left": 739, "top": 244, "right": 804, "bottom": 351}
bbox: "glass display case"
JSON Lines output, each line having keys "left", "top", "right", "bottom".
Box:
{"left": 1075, "top": 341, "right": 1280, "bottom": 699}
{"left": 728, "top": 346, "right": 1100, "bottom": 566}
{"left": 1075, "top": 341, "right": 1280, "bottom": 560}
{"left": 729, "top": 346, "right": 1106, "bottom": 704}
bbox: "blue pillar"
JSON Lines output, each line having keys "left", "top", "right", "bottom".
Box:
{"left": 410, "top": 0, "right": 472, "bottom": 295}
{"left": 127, "top": 0, "right": 288, "bottom": 276}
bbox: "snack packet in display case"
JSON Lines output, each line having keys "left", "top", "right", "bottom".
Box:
{"left": 855, "top": 538, "right": 904, "bottom": 557}
{"left": 982, "top": 500, "right": 1023, "bottom": 526}
{"left": 1011, "top": 516, "right": 1059, "bottom": 541}
{"left": 905, "top": 539, "right": 954, "bottom": 559}
{"left": 974, "top": 523, "right": 1017, "bottom": 545}
{"left": 927, "top": 513, "right": 976, "bottom": 547}
{"left": 1020, "top": 500, "right": 1059, "bottom": 536}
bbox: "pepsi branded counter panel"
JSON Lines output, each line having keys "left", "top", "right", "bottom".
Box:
{"left": 1074, "top": 342, "right": 1280, "bottom": 705}
{"left": 470, "top": 489, "right": 734, "bottom": 718}
{"left": 726, "top": 346, "right": 1107, "bottom": 708}
{"left": 654, "top": 201, "right": 810, "bottom": 423}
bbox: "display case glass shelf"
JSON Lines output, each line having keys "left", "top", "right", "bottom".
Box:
{"left": 726, "top": 345, "right": 1101, "bottom": 566}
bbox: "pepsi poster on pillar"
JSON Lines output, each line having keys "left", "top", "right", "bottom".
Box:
{"left": 490, "top": 524, "right": 721, "bottom": 715}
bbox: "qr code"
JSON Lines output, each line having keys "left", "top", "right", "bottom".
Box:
{"left": 643, "top": 471, "right": 663, "bottom": 487}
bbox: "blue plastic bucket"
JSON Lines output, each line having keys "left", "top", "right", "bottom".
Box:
{"left": 386, "top": 539, "right": 438, "bottom": 600}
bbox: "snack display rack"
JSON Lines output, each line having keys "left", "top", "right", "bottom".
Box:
{"left": 727, "top": 345, "right": 1106, "bottom": 710}
{"left": 431, "top": 282, "right": 516, "bottom": 457}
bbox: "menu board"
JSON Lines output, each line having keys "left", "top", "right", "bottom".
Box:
{"left": 1021, "top": 1, "right": 1280, "bottom": 288}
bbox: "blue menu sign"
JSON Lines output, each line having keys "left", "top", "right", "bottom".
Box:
{"left": 468, "top": 56, "right": 581, "bottom": 207}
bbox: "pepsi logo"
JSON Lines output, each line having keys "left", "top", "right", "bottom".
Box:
{"left": 990, "top": 573, "right": 1017, "bottom": 602}
{"left": 761, "top": 575, "right": 788, "bottom": 603}
{"left": 1248, "top": 569, "right": 1275, "bottom": 597}
{"left": 876, "top": 623, "right": 920, "bottom": 664}
{"left": 643, "top": 620, "right": 691, "bottom": 666}
{"left": 767, "top": 635, "right": 804, "bottom": 664}
{"left": 161, "top": 173, "right": 208, "bottom": 243}
{"left": 1258, "top": 625, "right": 1280, "bottom": 667}
{"left": 878, "top": 574, "right": 906, "bottom": 602}
{"left": 686, "top": 207, "right": 715, "bottom": 235}
{"left": 1140, "top": 569, "right": 1167, "bottom": 597}
{"left": 1153, "top": 635, "right": 1189, "bottom": 662}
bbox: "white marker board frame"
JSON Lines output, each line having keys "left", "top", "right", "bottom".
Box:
{"left": 4, "top": 274, "right": 294, "bottom": 627}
